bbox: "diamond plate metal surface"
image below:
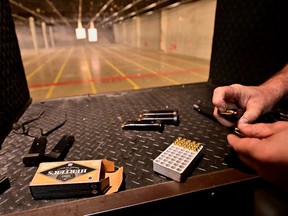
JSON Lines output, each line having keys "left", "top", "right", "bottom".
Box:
{"left": 0, "top": 82, "right": 234, "bottom": 215}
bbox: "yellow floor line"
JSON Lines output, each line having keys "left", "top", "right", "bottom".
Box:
{"left": 112, "top": 47, "right": 208, "bottom": 79}
{"left": 100, "top": 47, "right": 180, "bottom": 85}
{"left": 23, "top": 49, "right": 56, "bottom": 67}
{"left": 45, "top": 48, "right": 74, "bottom": 99}
{"left": 90, "top": 47, "right": 140, "bottom": 89}
{"left": 121, "top": 45, "right": 210, "bottom": 67}
{"left": 26, "top": 49, "right": 64, "bottom": 80}
{"left": 81, "top": 47, "right": 97, "bottom": 94}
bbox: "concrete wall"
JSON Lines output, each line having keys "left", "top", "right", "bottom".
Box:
{"left": 15, "top": 22, "right": 116, "bottom": 49}
{"left": 15, "top": 24, "right": 34, "bottom": 49}
{"left": 114, "top": 11, "right": 161, "bottom": 50}
{"left": 15, "top": 23, "right": 46, "bottom": 49}
{"left": 16, "top": 23, "right": 77, "bottom": 49}
{"left": 14, "top": 0, "right": 216, "bottom": 61}
{"left": 162, "top": 0, "right": 216, "bottom": 59}
{"left": 52, "top": 25, "right": 76, "bottom": 46}
{"left": 113, "top": 0, "right": 216, "bottom": 60}
{"left": 124, "top": 18, "right": 137, "bottom": 47}
{"left": 139, "top": 12, "right": 161, "bottom": 50}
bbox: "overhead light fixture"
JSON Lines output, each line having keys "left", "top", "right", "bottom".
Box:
{"left": 166, "top": 2, "right": 181, "bottom": 9}
{"left": 75, "top": 0, "right": 86, "bottom": 39}
{"left": 88, "top": 21, "right": 98, "bottom": 42}
{"left": 75, "top": 20, "right": 86, "bottom": 39}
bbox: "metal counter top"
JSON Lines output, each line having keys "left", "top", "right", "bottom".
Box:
{"left": 0, "top": 82, "right": 259, "bottom": 215}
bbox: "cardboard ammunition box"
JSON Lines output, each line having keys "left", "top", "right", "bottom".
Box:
{"left": 29, "top": 159, "right": 123, "bottom": 199}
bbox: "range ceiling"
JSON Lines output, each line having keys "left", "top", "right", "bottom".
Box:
{"left": 9, "top": 0, "right": 195, "bottom": 28}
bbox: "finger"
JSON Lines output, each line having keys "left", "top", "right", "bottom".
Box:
{"left": 238, "top": 107, "right": 262, "bottom": 124}
{"left": 227, "top": 133, "right": 250, "bottom": 153}
{"left": 237, "top": 122, "right": 276, "bottom": 138}
{"left": 212, "top": 86, "right": 236, "bottom": 109}
{"left": 227, "top": 134, "right": 259, "bottom": 169}
{"left": 213, "top": 107, "right": 236, "bottom": 127}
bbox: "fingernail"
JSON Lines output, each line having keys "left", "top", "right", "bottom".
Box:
{"left": 218, "top": 107, "right": 225, "bottom": 112}
{"left": 238, "top": 117, "right": 248, "bottom": 124}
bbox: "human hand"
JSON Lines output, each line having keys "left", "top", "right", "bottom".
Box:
{"left": 212, "top": 84, "right": 277, "bottom": 127}
{"left": 227, "top": 121, "right": 288, "bottom": 191}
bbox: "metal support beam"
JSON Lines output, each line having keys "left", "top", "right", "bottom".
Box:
{"left": 49, "top": 26, "right": 55, "bottom": 47}
{"left": 10, "top": 0, "right": 49, "bottom": 23}
{"left": 41, "top": 22, "right": 49, "bottom": 49}
{"left": 29, "top": 17, "right": 38, "bottom": 53}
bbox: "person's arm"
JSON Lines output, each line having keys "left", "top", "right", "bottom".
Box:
{"left": 212, "top": 64, "right": 288, "bottom": 192}
{"left": 212, "top": 63, "right": 288, "bottom": 126}
{"left": 259, "top": 63, "right": 288, "bottom": 104}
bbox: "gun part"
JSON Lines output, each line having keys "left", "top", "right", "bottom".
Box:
{"left": 0, "top": 175, "right": 10, "bottom": 194}
{"left": 23, "top": 136, "right": 47, "bottom": 167}
{"left": 193, "top": 103, "right": 215, "bottom": 120}
{"left": 138, "top": 115, "right": 179, "bottom": 125}
{"left": 234, "top": 127, "right": 245, "bottom": 137}
{"left": 44, "top": 135, "right": 75, "bottom": 162}
{"left": 121, "top": 120, "right": 164, "bottom": 132}
{"left": 140, "top": 109, "right": 178, "bottom": 117}
{"left": 219, "top": 108, "right": 244, "bottom": 122}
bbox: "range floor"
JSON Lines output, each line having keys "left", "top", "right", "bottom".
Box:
{"left": 20, "top": 44, "right": 210, "bottom": 101}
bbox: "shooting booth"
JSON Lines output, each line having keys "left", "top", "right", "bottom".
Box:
{"left": 0, "top": 0, "right": 287, "bottom": 215}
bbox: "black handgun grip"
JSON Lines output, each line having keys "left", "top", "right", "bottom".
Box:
{"left": 44, "top": 135, "right": 75, "bottom": 162}
{"left": 0, "top": 175, "right": 10, "bottom": 195}
{"left": 23, "top": 136, "right": 47, "bottom": 167}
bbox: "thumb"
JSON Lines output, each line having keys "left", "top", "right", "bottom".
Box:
{"left": 238, "top": 113, "right": 260, "bottom": 125}
{"left": 238, "top": 105, "right": 263, "bottom": 124}
{"left": 237, "top": 122, "right": 273, "bottom": 138}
